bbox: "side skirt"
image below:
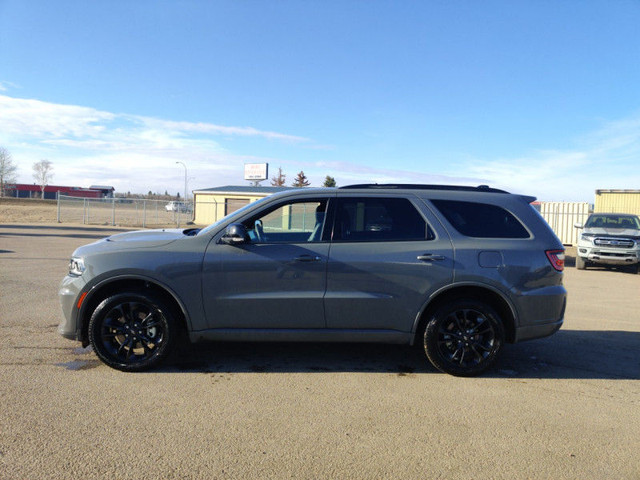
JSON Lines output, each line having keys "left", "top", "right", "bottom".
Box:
{"left": 189, "top": 328, "right": 412, "bottom": 345}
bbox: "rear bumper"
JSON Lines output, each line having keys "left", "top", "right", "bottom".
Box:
{"left": 513, "top": 286, "right": 566, "bottom": 342}
{"left": 514, "top": 318, "right": 563, "bottom": 342}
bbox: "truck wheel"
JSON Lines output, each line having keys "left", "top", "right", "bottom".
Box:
{"left": 423, "top": 299, "right": 505, "bottom": 377}
{"left": 576, "top": 255, "right": 586, "bottom": 270}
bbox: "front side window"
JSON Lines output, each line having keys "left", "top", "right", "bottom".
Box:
{"left": 245, "top": 200, "right": 327, "bottom": 243}
{"left": 430, "top": 199, "right": 529, "bottom": 238}
{"left": 333, "top": 197, "right": 431, "bottom": 242}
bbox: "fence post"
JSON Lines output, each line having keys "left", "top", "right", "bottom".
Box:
{"left": 57, "top": 192, "right": 61, "bottom": 223}
{"left": 112, "top": 197, "right": 116, "bottom": 226}
{"left": 143, "top": 200, "right": 146, "bottom": 228}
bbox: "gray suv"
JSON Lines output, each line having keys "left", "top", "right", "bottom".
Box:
{"left": 59, "top": 184, "right": 567, "bottom": 376}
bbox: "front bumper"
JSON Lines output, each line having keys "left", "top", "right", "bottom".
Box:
{"left": 577, "top": 244, "right": 639, "bottom": 266}
{"left": 58, "top": 275, "right": 87, "bottom": 341}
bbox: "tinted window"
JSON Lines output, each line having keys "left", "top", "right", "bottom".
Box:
{"left": 333, "top": 197, "right": 432, "bottom": 242}
{"left": 245, "top": 200, "right": 327, "bottom": 243}
{"left": 431, "top": 200, "right": 529, "bottom": 238}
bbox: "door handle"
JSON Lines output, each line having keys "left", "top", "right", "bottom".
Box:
{"left": 294, "top": 255, "right": 322, "bottom": 262}
{"left": 417, "top": 254, "right": 446, "bottom": 262}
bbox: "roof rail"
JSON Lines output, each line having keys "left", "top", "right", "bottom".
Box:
{"left": 338, "top": 184, "right": 509, "bottom": 194}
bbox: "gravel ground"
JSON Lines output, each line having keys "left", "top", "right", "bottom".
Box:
{"left": 0, "top": 223, "right": 638, "bottom": 479}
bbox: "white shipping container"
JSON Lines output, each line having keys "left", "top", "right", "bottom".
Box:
{"left": 539, "top": 202, "right": 590, "bottom": 245}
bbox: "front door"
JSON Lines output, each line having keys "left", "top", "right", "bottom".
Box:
{"left": 202, "top": 198, "right": 331, "bottom": 329}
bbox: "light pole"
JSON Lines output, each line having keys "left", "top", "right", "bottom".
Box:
{"left": 176, "top": 161, "right": 187, "bottom": 202}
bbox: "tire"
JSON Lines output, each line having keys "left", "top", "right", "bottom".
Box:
{"left": 576, "top": 255, "right": 586, "bottom": 270}
{"left": 88, "top": 292, "right": 177, "bottom": 372}
{"left": 423, "top": 299, "right": 505, "bottom": 377}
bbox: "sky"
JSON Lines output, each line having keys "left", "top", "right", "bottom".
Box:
{"left": 1, "top": 1, "right": 639, "bottom": 202}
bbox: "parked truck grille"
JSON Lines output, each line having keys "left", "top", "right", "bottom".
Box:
{"left": 593, "top": 237, "right": 635, "bottom": 248}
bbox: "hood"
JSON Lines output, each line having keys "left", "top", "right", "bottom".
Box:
{"left": 105, "top": 229, "right": 185, "bottom": 246}
{"left": 583, "top": 226, "right": 640, "bottom": 238}
{"left": 71, "top": 228, "right": 194, "bottom": 258}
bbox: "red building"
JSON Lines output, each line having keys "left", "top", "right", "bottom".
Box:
{"left": 8, "top": 184, "right": 106, "bottom": 199}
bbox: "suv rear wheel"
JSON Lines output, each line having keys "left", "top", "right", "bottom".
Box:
{"left": 88, "top": 292, "right": 177, "bottom": 372}
{"left": 424, "top": 299, "right": 505, "bottom": 377}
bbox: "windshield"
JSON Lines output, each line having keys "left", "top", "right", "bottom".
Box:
{"left": 584, "top": 214, "right": 640, "bottom": 229}
{"left": 197, "top": 196, "right": 273, "bottom": 236}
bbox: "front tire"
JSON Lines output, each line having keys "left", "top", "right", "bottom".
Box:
{"left": 88, "top": 292, "right": 177, "bottom": 372}
{"left": 424, "top": 299, "right": 505, "bottom": 377}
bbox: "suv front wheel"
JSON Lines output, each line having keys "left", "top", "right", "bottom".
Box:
{"left": 424, "top": 299, "right": 505, "bottom": 377}
{"left": 88, "top": 292, "right": 177, "bottom": 372}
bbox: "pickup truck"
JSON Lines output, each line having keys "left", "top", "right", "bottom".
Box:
{"left": 575, "top": 213, "right": 640, "bottom": 273}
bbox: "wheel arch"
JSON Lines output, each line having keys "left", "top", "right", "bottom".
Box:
{"left": 412, "top": 283, "right": 518, "bottom": 345}
{"left": 78, "top": 276, "right": 190, "bottom": 347}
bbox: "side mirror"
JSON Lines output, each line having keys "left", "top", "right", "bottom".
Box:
{"left": 221, "top": 223, "right": 249, "bottom": 245}
{"left": 574, "top": 223, "right": 583, "bottom": 229}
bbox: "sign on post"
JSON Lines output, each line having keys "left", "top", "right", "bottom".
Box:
{"left": 244, "top": 163, "right": 269, "bottom": 182}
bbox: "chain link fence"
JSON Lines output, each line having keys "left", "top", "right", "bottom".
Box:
{"left": 57, "top": 195, "right": 195, "bottom": 228}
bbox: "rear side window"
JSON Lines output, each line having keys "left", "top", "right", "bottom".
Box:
{"left": 333, "top": 197, "right": 433, "bottom": 242}
{"left": 431, "top": 200, "right": 529, "bottom": 238}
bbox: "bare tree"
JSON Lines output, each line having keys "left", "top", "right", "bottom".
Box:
{"left": 292, "top": 171, "right": 310, "bottom": 188}
{"left": 270, "top": 166, "right": 286, "bottom": 186}
{"left": 33, "top": 159, "right": 54, "bottom": 199}
{"left": 0, "top": 147, "right": 18, "bottom": 197}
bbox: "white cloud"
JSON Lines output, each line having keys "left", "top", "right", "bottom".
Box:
{"left": 2, "top": 93, "right": 639, "bottom": 200}
{"left": 0, "top": 94, "right": 311, "bottom": 192}
{"left": 447, "top": 115, "right": 640, "bottom": 202}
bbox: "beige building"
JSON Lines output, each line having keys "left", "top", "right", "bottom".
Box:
{"left": 193, "top": 185, "right": 293, "bottom": 225}
{"left": 594, "top": 189, "right": 640, "bottom": 216}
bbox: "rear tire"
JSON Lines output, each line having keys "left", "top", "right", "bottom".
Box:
{"left": 423, "top": 299, "right": 505, "bottom": 377}
{"left": 88, "top": 292, "right": 177, "bottom": 372}
{"left": 576, "top": 255, "right": 586, "bottom": 270}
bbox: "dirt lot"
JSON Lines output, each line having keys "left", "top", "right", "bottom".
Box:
{"left": 0, "top": 220, "right": 638, "bottom": 480}
{"left": 0, "top": 197, "right": 195, "bottom": 228}
{"left": 0, "top": 198, "right": 59, "bottom": 223}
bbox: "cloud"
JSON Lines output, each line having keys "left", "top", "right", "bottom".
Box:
{"left": 0, "top": 81, "right": 20, "bottom": 92}
{"left": 0, "top": 95, "right": 309, "bottom": 145}
{"left": 447, "top": 115, "right": 640, "bottom": 202}
{"left": 2, "top": 93, "right": 639, "bottom": 201}
{"left": 0, "top": 94, "right": 312, "bottom": 192}
{"left": 309, "top": 160, "right": 485, "bottom": 186}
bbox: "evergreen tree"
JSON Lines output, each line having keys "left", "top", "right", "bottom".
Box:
{"left": 323, "top": 175, "right": 337, "bottom": 187}
{"left": 292, "top": 171, "right": 310, "bottom": 188}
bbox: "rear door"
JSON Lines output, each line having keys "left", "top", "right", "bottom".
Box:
{"left": 324, "top": 194, "right": 453, "bottom": 332}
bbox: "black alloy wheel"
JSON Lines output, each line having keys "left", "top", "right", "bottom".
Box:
{"left": 88, "top": 292, "right": 177, "bottom": 371}
{"left": 424, "top": 299, "right": 505, "bottom": 377}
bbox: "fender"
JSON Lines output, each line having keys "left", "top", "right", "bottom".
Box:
{"left": 76, "top": 273, "right": 196, "bottom": 338}
{"left": 410, "top": 280, "right": 519, "bottom": 343}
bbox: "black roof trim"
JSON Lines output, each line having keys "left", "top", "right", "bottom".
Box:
{"left": 338, "top": 184, "right": 509, "bottom": 194}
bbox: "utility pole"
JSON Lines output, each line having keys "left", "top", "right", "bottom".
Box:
{"left": 176, "top": 161, "right": 187, "bottom": 201}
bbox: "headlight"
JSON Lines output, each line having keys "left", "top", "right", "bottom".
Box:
{"left": 580, "top": 234, "right": 593, "bottom": 243}
{"left": 68, "top": 257, "right": 86, "bottom": 276}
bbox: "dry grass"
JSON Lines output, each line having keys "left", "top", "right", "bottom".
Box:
{"left": 0, "top": 197, "right": 58, "bottom": 223}
{"left": 0, "top": 197, "right": 197, "bottom": 228}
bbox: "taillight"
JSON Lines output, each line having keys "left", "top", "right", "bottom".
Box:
{"left": 546, "top": 249, "right": 565, "bottom": 272}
